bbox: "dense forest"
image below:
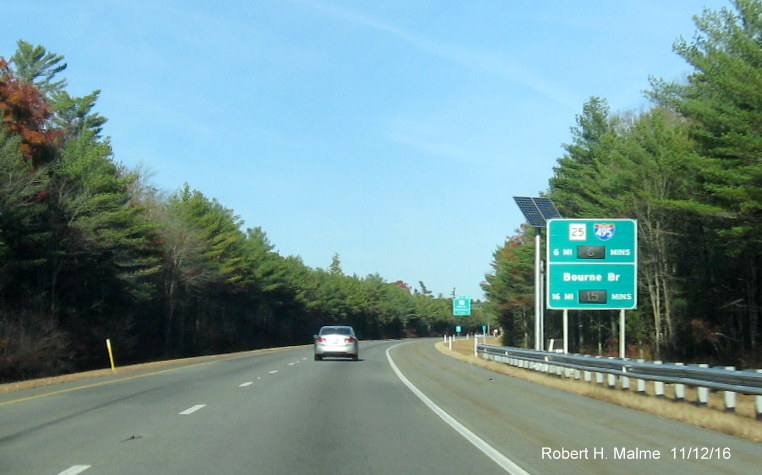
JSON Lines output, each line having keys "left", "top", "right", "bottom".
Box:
{"left": 0, "top": 42, "right": 489, "bottom": 382}
{"left": 483, "top": 0, "right": 762, "bottom": 367}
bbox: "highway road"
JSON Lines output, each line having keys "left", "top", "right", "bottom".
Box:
{"left": 0, "top": 339, "right": 759, "bottom": 474}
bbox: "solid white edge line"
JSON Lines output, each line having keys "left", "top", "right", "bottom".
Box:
{"left": 386, "top": 344, "right": 529, "bottom": 475}
{"left": 179, "top": 404, "right": 206, "bottom": 415}
{"left": 57, "top": 465, "right": 91, "bottom": 475}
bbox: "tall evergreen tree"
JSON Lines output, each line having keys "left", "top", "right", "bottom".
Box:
{"left": 9, "top": 40, "right": 67, "bottom": 95}
{"left": 549, "top": 97, "right": 618, "bottom": 217}
{"left": 10, "top": 41, "right": 107, "bottom": 139}
{"left": 329, "top": 252, "right": 343, "bottom": 276}
{"left": 606, "top": 108, "right": 700, "bottom": 355}
{"left": 651, "top": 0, "right": 762, "bottom": 359}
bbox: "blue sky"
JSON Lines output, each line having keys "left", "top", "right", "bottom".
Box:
{"left": 5, "top": 0, "right": 728, "bottom": 299}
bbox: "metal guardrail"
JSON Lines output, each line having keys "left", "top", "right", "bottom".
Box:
{"left": 477, "top": 344, "right": 762, "bottom": 396}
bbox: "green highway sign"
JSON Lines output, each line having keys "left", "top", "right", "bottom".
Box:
{"left": 452, "top": 297, "right": 471, "bottom": 316}
{"left": 546, "top": 219, "right": 637, "bottom": 310}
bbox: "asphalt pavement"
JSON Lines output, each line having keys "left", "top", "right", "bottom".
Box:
{"left": 0, "top": 339, "right": 759, "bottom": 474}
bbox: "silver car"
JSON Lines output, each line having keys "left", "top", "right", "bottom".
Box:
{"left": 314, "top": 326, "right": 359, "bottom": 361}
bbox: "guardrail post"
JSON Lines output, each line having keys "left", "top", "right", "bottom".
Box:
{"left": 723, "top": 366, "right": 736, "bottom": 413}
{"left": 621, "top": 362, "right": 630, "bottom": 390}
{"left": 636, "top": 359, "right": 646, "bottom": 394}
{"left": 474, "top": 337, "right": 477, "bottom": 357}
{"left": 595, "top": 372, "right": 604, "bottom": 385}
{"left": 654, "top": 361, "right": 665, "bottom": 397}
{"left": 696, "top": 364, "right": 709, "bottom": 406}
{"left": 584, "top": 370, "right": 592, "bottom": 383}
{"left": 605, "top": 357, "right": 617, "bottom": 388}
{"left": 674, "top": 363, "right": 685, "bottom": 402}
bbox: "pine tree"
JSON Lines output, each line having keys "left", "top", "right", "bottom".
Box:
{"left": 651, "top": 0, "right": 762, "bottom": 359}
{"left": 9, "top": 40, "right": 67, "bottom": 95}
{"left": 549, "top": 97, "right": 618, "bottom": 217}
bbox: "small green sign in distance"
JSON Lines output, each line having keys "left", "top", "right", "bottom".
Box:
{"left": 546, "top": 219, "right": 637, "bottom": 310}
{"left": 453, "top": 297, "right": 471, "bottom": 316}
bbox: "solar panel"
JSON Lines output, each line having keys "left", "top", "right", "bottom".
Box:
{"left": 535, "top": 197, "right": 562, "bottom": 220}
{"left": 513, "top": 196, "right": 562, "bottom": 228}
{"left": 514, "top": 197, "right": 546, "bottom": 227}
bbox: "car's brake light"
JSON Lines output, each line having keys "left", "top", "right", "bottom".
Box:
{"left": 345, "top": 337, "right": 356, "bottom": 343}
{"left": 315, "top": 337, "right": 325, "bottom": 342}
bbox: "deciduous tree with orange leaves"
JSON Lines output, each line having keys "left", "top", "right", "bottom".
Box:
{"left": 0, "top": 58, "right": 60, "bottom": 166}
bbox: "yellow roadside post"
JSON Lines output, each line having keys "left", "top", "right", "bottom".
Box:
{"left": 106, "top": 338, "right": 116, "bottom": 373}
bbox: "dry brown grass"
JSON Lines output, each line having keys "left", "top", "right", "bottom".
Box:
{"left": 437, "top": 337, "right": 762, "bottom": 443}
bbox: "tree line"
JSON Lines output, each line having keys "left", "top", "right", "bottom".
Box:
{"left": 483, "top": 0, "right": 762, "bottom": 366}
{"left": 0, "top": 42, "right": 486, "bottom": 382}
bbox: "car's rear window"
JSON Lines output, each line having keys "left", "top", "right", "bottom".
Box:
{"left": 320, "top": 326, "right": 352, "bottom": 336}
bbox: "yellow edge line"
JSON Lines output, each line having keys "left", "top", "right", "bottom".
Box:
{"left": 0, "top": 361, "right": 217, "bottom": 407}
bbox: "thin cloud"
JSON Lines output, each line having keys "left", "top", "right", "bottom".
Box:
{"left": 293, "top": 0, "right": 577, "bottom": 107}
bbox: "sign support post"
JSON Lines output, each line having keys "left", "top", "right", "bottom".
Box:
{"left": 534, "top": 230, "right": 543, "bottom": 351}
{"left": 620, "top": 309, "right": 626, "bottom": 358}
{"left": 513, "top": 196, "right": 562, "bottom": 351}
{"left": 563, "top": 309, "right": 569, "bottom": 354}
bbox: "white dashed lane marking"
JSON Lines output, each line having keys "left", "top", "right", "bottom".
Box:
{"left": 179, "top": 404, "right": 206, "bottom": 415}
{"left": 58, "top": 356, "right": 308, "bottom": 474}
{"left": 58, "top": 466, "right": 91, "bottom": 475}
{"left": 239, "top": 358, "right": 306, "bottom": 388}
